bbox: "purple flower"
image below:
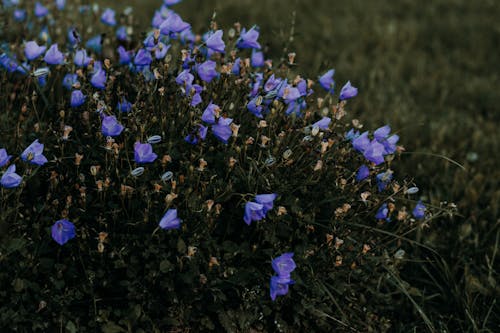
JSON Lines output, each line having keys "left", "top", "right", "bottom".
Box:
{"left": 134, "top": 142, "right": 157, "bottom": 164}
{"left": 164, "top": 0, "right": 183, "bottom": 5}
{"left": 51, "top": 219, "right": 76, "bottom": 245}
{"left": 251, "top": 49, "right": 264, "bottom": 67}
{"left": 255, "top": 193, "right": 277, "bottom": 214}
{"left": 86, "top": 35, "right": 102, "bottom": 54}
{"left": 67, "top": 28, "right": 80, "bottom": 46}
{"left": 231, "top": 58, "right": 241, "bottom": 75}
{"left": 272, "top": 252, "right": 296, "bottom": 278}
{"left": 62, "top": 73, "right": 79, "bottom": 90}
{"left": 0, "top": 148, "right": 11, "bottom": 167}
{"left": 376, "top": 170, "right": 393, "bottom": 192}
{"left": 117, "top": 97, "right": 132, "bottom": 112}
{"left": 237, "top": 26, "right": 261, "bottom": 49}
{"left": 363, "top": 140, "right": 386, "bottom": 165}
{"left": 21, "top": 139, "right": 48, "bottom": 166}
{"left": 154, "top": 42, "right": 170, "bottom": 60}
{"left": 44, "top": 44, "right": 64, "bottom": 65}
{"left": 264, "top": 74, "right": 281, "bottom": 92}
{"left": 270, "top": 275, "right": 294, "bottom": 301}
{"left": 117, "top": 46, "right": 133, "bottom": 65}
{"left": 247, "top": 97, "right": 264, "bottom": 118}
{"left": 101, "top": 116, "right": 124, "bottom": 137}
{"left": 375, "top": 203, "right": 390, "bottom": 221}
{"left": 206, "top": 30, "right": 225, "bottom": 53}
{"left": 74, "top": 49, "right": 91, "bottom": 67}
{"left": 201, "top": 102, "right": 219, "bottom": 124}
{"left": 159, "top": 208, "right": 181, "bottom": 230}
{"left": 243, "top": 201, "right": 266, "bottom": 225}
{"left": 90, "top": 68, "right": 106, "bottom": 89}
{"left": 55, "top": 0, "right": 66, "bottom": 10}
{"left": 101, "top": 8, "right": 116, "bottom": 26}
{"left": 34, "top": 2, "right": 49, "bottom": 18}
{"left": 159, "top": 12, "right": 190, "bottom": 34}
{"left": 24, "top": 41, "right": 46, "bottom": 61}
{"left": 413, "top": 201, "right": 426, "bottom": 220}
{"left": 312, "top": 117, "right": 331, "bottom": 131}
{"left": 134, "top": 48, "right": 152, "bottom": 66}
{"left": 383, "top": 134, "right": 399, "bottom": 155}
{"left": 212, "top": 118, "right": 233, "bottom": 143}
{"left": 70, "top": 90, "right": 86, "bottom": 107}
{"left": 339, "top": 81, "right": 358, "bottom": 100}
{"left": 197, "top": 60, "right": 218, "bottom": 83}
{"left": 352, "top": 131, "right": 370, "bottom": 152}
{"left": 319, "top": 69, "right": 335, "bottom": 93}
{"left": 0, "top": 54, "right": 19, "bottom": 73}
{"left": 1, "top": 165, "right": 22, "bottom": 189}
{"left": 185, "top": 124, "right": 208, "bottom": 145}
{"left": 176, "top": 69, "right": 194, "bottom": 89}
{"left": 13, "top": 9, "right": 27, "bottom": 22}
{"left": 356, "top": 165, "right": 370, "bottom": 182}
{"left": 116, "top": 26, "right": 128, "bottom": 41}
{"left": 374, "top": 125, "right": 391, "bottom": 142}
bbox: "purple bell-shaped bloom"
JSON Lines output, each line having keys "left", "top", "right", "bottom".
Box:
{"left": 1, "top": 164, "right": 22, "bottom": 189}
{"left": 197, "top": 60, "right": 217, "bottom": 83}
{"left": 117, "top": 46, "right": 133, "bottom": 65}
{"left": 0, "top": 148, "right": 11, "bottom": 167}
{"left": 251, "top": 49, "right": 264, "bottom": 68}
{"left": 62, "top": 73, "right": 79, "bottom": 90}
{"left": 247, "top": 97, "right": 264, "bottom": 118}
{"left": 236, "top": 26, "right": 261, "bottom": 49}
{"left": 44, "top": 44, "right": 64, "bottom": 65}
{"left": 319, "top": 69, "right": 335, "bottom": 93}
{"left": 117, "top": 97, "right": 132, "bottom": 112}
{"left": 24, "top": 41, "right": 47, "bottom": 61}
{"left": 212, "top": 117, "right": 233, "bottom": 143}
{"left": 74, "top": 49, "right": 91, "bottom": 67}
{"left": 339, "top": 81, "right": 358, "bottom": 100}
{"left": 21, "top": 139, "right": 48, "bottom": 166}
{"left": 375, "top": 203, "right": 390, "bottom": 221}
{"left": 101, "top": 115, "right": 124, "bottom": 137}
{"left": 14, "top": 9, "right": 27, "bottom": 22}
{"left": 90, "top": 68, "right": 106, "bottom": 89}
{"left": 116, "top": 26, "right": 128, "bottom": 42}
{"left": 272, "top": 252, "right": 296, "bottom": 279}
{"left": 352, "top": 131, "right": 370, "bottom": 152}
{"left": 312, "top": 117, "right": 331, "bottom": 131}
{"left": 205, "top": 30, "right": 225, "bottom": 53}
{"left": 134, "top": 48, "right": 152, "bottom": 66}
{"left": 374, "top": 125, "right": 391, "bottom": 142}
{"left": 101, "top": 8, "right": 116, "bottom": 26}
{"left": 159, "top": 12, "right": 190, "bottom": 34}
{"left": 159, "top": 208, "right": 181, "bottom": 230}
{"left": 243, "top": 201, "right": 266, "bottom": 225}
{"left": 51, "top": 219, "right": 76, "bottom": 245}
{"left": 376, "top": 170, "right": 393, "bottom": 192}
{"left": 134, "top": 142, "right": 157, "bottom": 164}
{"left": 363, "top": 140, "right": 386, "bottom": 165}
{"left": 255, "top": 193, "right": 277, "bottom": 214}
{"left": 413, "top": 201, "right": 426, "bottom": 219}
{"left": 270, "top": 275, "right": 293, "bottom": 301}
{"left": 70, "top": 90, "right": 86, "bottom": 107}
{"left": 154, "top": 42, "right": 170, "bottom": 60}
{"left": 34, "top": 2, "right": 49, "bottom": 18}
{"left": 356, "top": 165, "right": 370, "bottom": 182}
{"left": 201, "top": 102, "right": 219, "bottom": 124}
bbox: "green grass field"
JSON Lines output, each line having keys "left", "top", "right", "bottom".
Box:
{"left": 104, "top": 0, "right": 500, "bottom": 331}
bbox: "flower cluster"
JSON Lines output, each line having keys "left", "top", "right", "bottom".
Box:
{"left": 244, "top": 194, "right": 277, "bottom": 225}
{"left": 270, "top": 253, "right": 296, "bottom": 301}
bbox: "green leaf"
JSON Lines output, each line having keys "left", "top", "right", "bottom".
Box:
{"left": 101, "top": 322, "right": 126, "bottom": 333}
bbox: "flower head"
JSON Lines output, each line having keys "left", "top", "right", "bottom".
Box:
{"left": 1, "top": 164, "right": 22, "bottom": 189}
{"left": 159, "top": 12, "right": 190, "bottom": 34}
{"left": 197, "top": 60, "right": 218, "bottom": 83}
{"left": 0, "top": 148, "right": 12, "bottom": 167}
{"left": 70, "top": 90, "right": 86, "bottom": 107}
{"left": 376, "top": 170, "right": 393, "bottom": 192}
{"left": 101, "top": 8, "right": 116, "bottom": 26}
{"left": 251, "top": 49, "right": 264, "bottom": 68}
{"left": 51, "top": 219, "right": 76, "bottom": 245}
{"left": 236, "top": 26, "right": 261, "bottom": 49}
{"left": 21, "top": 139, "right": 48, "bottom": 166}
{"left": 159, "top": 208, "right": 181, "bottom": 230}
{"left": 44, "top": 44, "right": 64, "bottom": 65}
{"left": 312, "top": 117, "right": 331, "bottom": 131}
{"left": 212, "top": 118, "right": 233, "bottom": 143}
{"left": 339, "top": 81, "right": 358, "bottom": 100}
{"left": 134, "top": 142, "right": 157, "bottom": 164}
{"left": 134, "top": 48, "right": 153, "bottom": 66}
{"left": 243, "top": 201, "right": 266, "bottom": 225}
{"left": 101, "top": 116, "right": 124, "bottom": 137}
{"left": 90, "top": 68, "right": 106, "bottom": 89}
{"left": 356, "top": 164, "right": 370, "bottom": 182}
{"left": 272, "top": 252, "right": 296, "bottom": 278}
{"left": 205, "top": 30, "right": 225, "bottom": 53}
{"left": 412, "top": 201, "right": 426, "bottom": 219}
{"left": 24, "top": 41, "right": 46, "bottom": 61}
{"left": 270, "top": 275, "right": 293, "bottom": 301}
{"left": 117, "top": 97, "right": 132, "bottom": 112}
{"left": 34, "top": 2, "right": 49, "bottom": 18}
{"left": 74, "top": 49, "right": 91, "bottom": 67}
{"left": 375, "top": 203, "right": 390, "bottom": 221}
{"left": 255, "top": 193, "right": 277, "bottom": 214}
{"left": 319, "top": 69, "right": 335, "bottom": 93}
{"left": 117, "top": 46, "right": 133, "bottom": 65}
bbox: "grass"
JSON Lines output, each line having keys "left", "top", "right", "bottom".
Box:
{"left": 105, "top": 0, "right": 499, "bottom": 331}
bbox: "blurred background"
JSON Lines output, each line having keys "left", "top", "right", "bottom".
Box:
{"left": 104, "top": 0, "right": 500, "bottom": 330}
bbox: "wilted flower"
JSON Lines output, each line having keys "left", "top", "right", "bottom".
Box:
{"left": 24, "top": 41, "right": 46, "bottom": 61}
{"left": 205, "top": 30, "right": 225, "bottom": 53}
{"left": 0, "top": 148, "right": 11, "bottom": 167}
{"left": 101, "top": 116, "right": 124, "bottom": 137}
{"left": 159, "top": 209, "right": 181, "bottom": 230}
{"left": 51, "top": 219, "right": 76, "bottom": 245}
{"left": 412, "top": 201, "right": 426, "bottom": 219}
{"left": 319, "top": 69, "right": 335, "bottom": 93}
{"left": 236, "top": 26, "right": 261, "bottom": 49}
{"left": 70, "top": 90, "right": 86, "bottom": 107}
{"left": 339, "top": 81, "right": 358, "bottom": 100}
{"left": 197, "top": 60, "right": 217, "bottom": 83}
{"left": 101, "top": 8, "right": 116, "bottom": 26}
{"left": 21, "top": 139, "right": 48, "bottom": 166}
{"left": 1, "top": 165, "right": 22, "bottom": 188}
{"left": 44, "top": 44, "right": 64, "bottom": 65}
{"left": 134, "top": 142, "right": 157, "bottom": 164}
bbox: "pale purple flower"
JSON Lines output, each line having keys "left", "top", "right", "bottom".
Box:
{"left": 201, "top": 102, "right": 219, "bottom": 124}
{"left": 243, "top": 201, "right": 266, "bottom": 225}
{"left": 413, "top": 201, "right": 426, "bottom": 219}
{"left": 0, "top": 148, "right": 11, "bottom": 167}
{"left": 356, "top": 165, "right": 370, "bottom": 182}
{"left": 197, "top": 60, "right": 217, "bottom": 83}
{"left": 134, "top": 142, "right": 157, "bottom": 164}
{"left": 205, "top": 30, "right": 225, "bottom": 53}
{"left": 319, "top": 69, "right": 335, "bottom": 93}
{"left": 90, "top": 68, "right": 106, "bottom": 89}
{"left": 117, "top": 46, "right": 133, "bottom": 65}
{"left": 212, "top": 118, "right": 233, "bottom": 143}
{"left": 270, "top": 275, "right": 293, "bottom": 301}
{"left": 159, "top": 12, "right": 190, "bottom": 34}
{"left": 34, "top": 2, "right": 49, "bottom": 18}
{"left": 51, "top": 219, "right": 76, "bottom": 245}
{"left": 251, "top": 49, "right": 264, "bottom": 67}
{"left": 74, "top": 49, "right": 91, "bottom": 67}
{"left": 339, "top": 81, "right": 358, "bottom": 100}
{"left": 70, "top": 90, "right": 86, "bottom": 107}
{"left": 134, "top": 48, "right": 152, "bottom": 66}
{"left": 312, "top": 117, "right": 331, "bottom": 131}
{"left": 236, "top": 26, "right": 261, "bottom": 49}
{"left": 24, "top": 41, "right": 46, "bottom": 61}
{"left": 21, "top": 139, "right": 48, "bottom": 166}
{"left": 159, "top": 208, "right": 181, "bottom": 230}
{"left": 44, "top": 44, "right": 64, "bottom": 65}
{"left": 101, "top": 115, "right": 124, "bottom": 137}
{"left": 272, "top": 252, "right": 296, "bottom": 278}
{"left": 255, "top": 193, "right": 277, "bottom": 214}
{"left": 375, "top": 203, "right": 390, "bottom": 221}
{"left": 1, "top": 164, "right": 22, "bottom": 189}
{"left": 101, "top": 8, "right": 116, "bottom": 26}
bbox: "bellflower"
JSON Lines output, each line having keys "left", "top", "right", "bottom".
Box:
{"left": 70, "top": 90, "right": 86, "bottom": 107}
{"left": 270, "top": 275, "right": 294, "bottom": 301}
{"left": 0, "top": 148, "right": 11, "bottom": 167}
{"left": 205, "top": 30, "right": 225, "bottom": 53}
{"left": 62, "top": 73, "right": 79, "bottom": 90}
{"left": 363, "top": 140, "right": 386, "bottom": 165}
{"left": 339, "top": 81, "right": 358, "bottom": 100}
{"left": 117, "top": 97, "right": 132, "bottom": 112}
{"left": 346, "top": 129, "right": 360, "bottom": 141}
{"left": 101, "top": 8, "right": 116, "bottom": 26}
{"left": 67, "top": 28, "right": 80, "bottom": 46}
{"left": 375, "top": 203, "right": 390, "bottom": 221}
{"left": 117, "top": 46, "right": 133, "bottom": 65}
{"left": 44, "top": 44, "right": 64, "bottom": 65}
{"left": 247, "top": 97, "right": 264, "bottom": 118}
{"left": 255, "top": 193, "right": 277, "bottom": 214}
{"left": 243, "top": 201, "right": 266, "bottom": 225}
{"left": 116, "top": 26, "right": 128, "bottom": 42}
{"left": 134, "top": 142, "right": 157, "bottom": 164}
{"left": 24, "top": 41, "right": 47, "bottom": 61}
{"left": 383, "top": 134, "right": 399, "bottom": 155}
{"left": 312, "top": 117, "right": 331, "bottom": 131}
{"left": 356, "top": 165, "right": 370, "bottom": 182}
{"left": 272, "top": 252, "right": 296, "bottom": 278}
{"left": 134, "top": 48, "right": 152, "bottom": 66}
{"left": 0, "top": 54, "right": 19, "bottom": 73}
{"left": 374, "top": 125, "right": 391, "bottom": 142}
{"left": 176, "top": 69, "right": 194, "bottom": 89}
{"left": 236, "top": 26, "right": 261, "bottom": 49}
{"left": 412, "top": 201, "right": 426, "bottom": 219}
{"left": 319, "top": 69, "right": 335, "bottom": 93}
{"left": 74, "top": 49, "right": 91, "bottom": 67}
{"left": 14, "top": 9, "right": 27, "bottom": 22}
{"left": 34, "top": 2, "right": 49, "bottom": 18}
{"left": 201, "top": 102, "right": 219, "bottom": 124}
{"left": 352, "top": 131, "right": 370, "bottom": 152}
{"left": 159, "top": 208, "right": 181, "bottom": 230}
{"left": 101, "top": 116, "right": 124, "bottom": 137}
{"left": 159, "top": 12, "right": 190, "bottom": 34}
{"left": 251, "top": 49, "right": 264, "bottom": 68}
{"left": 197, "top": 60, "right": 217, "bottom": 83}
{"left": 264, "top": 74, "right": 281, "bottom": 92}
{"left": 212, "top": 118, "right": 233, "bottom": 143}
{"left": 231, "top": 57, "right": 241, "bottom": 75}
{"left": 185, "top": 124, "right": 208, "bottom": 145}
{"left": 21, "top": 139, "right": 48, "bottom": 166}
{"left": 86, "top": 35, "right": 102, "bottom": 53}
{"left": 55, "top": 0, "right": 66, "bottom": 10}
{"left": 154, "top": 42, "right": 170, "bottom": 59}
{"left": 1, "top": 165, "right": 22, "bottom": 189}
{"left": 90, "top": 68, "right": 106, "bottom": 89}
{"left": 376, "top": 170, "right": 393, "bottom": 192}
{"left": 51, "top": 219, "right": 76, "bottom": 245}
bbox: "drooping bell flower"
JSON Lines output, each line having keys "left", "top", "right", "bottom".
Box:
{"left": 270, "top": 275, "right": 294, "bottom": 301}
{"left": 311, "top": 117, "right": 331, "bottom": 131}
{"left": 243, "top": 201, "right": 266, "bottom": 225}
{"left": 0, "top": 165, "right": 22, "bottom": 189}
{"left": 412, "top": 201, "right": 426, "bottom": 220}
{"left": 212, "top": 117, "right": 233, "bottom": 143}
{"left": 0, "top": 148, "right": 11, "bottom": 167}
{"left": 159, "top": 12, "right": 190, "bottom": 34}
{"left": 197, "top": 60, "right": 217, "bottom": 83}
{"left": 134, "top": 48, "right": 153, "bottom": 66}
{"left": 159, "top": 209, "right": 181, "bottom": 230}
{"left": 62, "top": 73, "right": 79, "bottom": 90}
{"left": 271, "top": 252, "right": 296, "bottom": 279}
{"left": 117, "top": 46, "right": 133, "bottom": 65}
{"left": 201, "top": 102, "right": 219, "bottom": 124}
{"left": 255, "top": 193, "right": 277, "bottom": 214}
{"left": 319, "top": 69, "right": 335, "bottom": 93}
{"left": 74, "top": 49, "right": 91, "bottom": 67}
{"left": 90, "top": 68, "right": 106, "bottom": 89}
{"left": 51, "top": 219, "right": 76, "bottom": 245}
{"left": 339, "top": 81, "right": 358, "bottom": 100}
{"left": 355, "top": 165, "right": 370, "bottom": 182}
